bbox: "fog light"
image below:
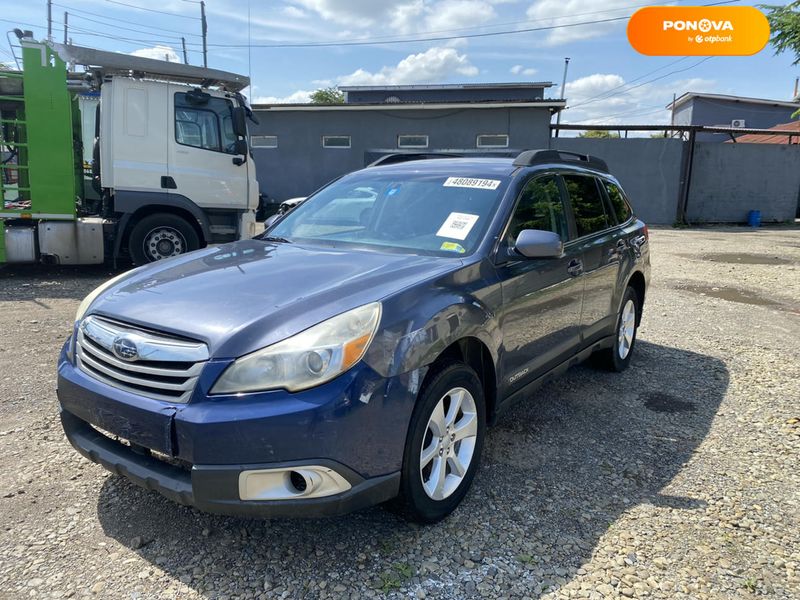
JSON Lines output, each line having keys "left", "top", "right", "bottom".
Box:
{"left": 238, "top": 465, "right": 351, "bottom": 501}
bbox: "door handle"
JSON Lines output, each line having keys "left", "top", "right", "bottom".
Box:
{"left": 567, "top": 258, "right": 583, "bottom": 277}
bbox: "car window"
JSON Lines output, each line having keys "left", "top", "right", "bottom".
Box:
{"left": 270, "top": 172, "right": 509, "bottom": 256}
{"left": 603, "top": 181, "right": 632, "bottom": 224}
{"left": 562, "top": 174, "right": 610, "bottom": 237}
{"left": 505, "top": 175, "right": 568, "bottom": 245}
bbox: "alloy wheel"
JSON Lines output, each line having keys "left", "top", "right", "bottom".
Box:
{"left": 419, "top": 387, "right": 478, "bottom": 500}
{"left": 617, "top": 298, "right": 636, "bottom": 359}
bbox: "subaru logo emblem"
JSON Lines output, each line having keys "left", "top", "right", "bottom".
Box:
{"left": 112, "top": 336, "right": 139, "bottom": 361}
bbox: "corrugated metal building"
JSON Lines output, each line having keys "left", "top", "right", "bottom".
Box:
{"left": 251, "top": 83, "right": 564, "bottom": 202}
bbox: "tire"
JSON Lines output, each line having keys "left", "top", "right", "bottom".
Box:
{"left": 128, "top": 213, "right": 200, "bottom": 265}
{"left": 595, "top": 285, "right": 640, "bottom": 372}
{"left": 389, "top": 362, "right": 486, "bottom": 523}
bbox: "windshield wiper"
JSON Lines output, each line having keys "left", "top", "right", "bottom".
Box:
{"left": 260, "top": 235, "right": 292, "bottom": 244}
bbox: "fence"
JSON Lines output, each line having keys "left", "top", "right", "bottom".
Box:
{"left": 551, "top": 125, "right": 800, "bottom": 224}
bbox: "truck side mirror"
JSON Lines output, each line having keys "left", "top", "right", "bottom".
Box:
{"left": 232, "top": 106, "right": 247, "bottom": 138}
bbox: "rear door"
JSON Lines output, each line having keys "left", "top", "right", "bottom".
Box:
{"left": 561, "top": 173, "right": 619, "bottom": 344}
{"left": 495, "top": 174, "right": 584, "bottom": 393}
{"left": 168, "top": 88, "right": 249, "bottom": 209}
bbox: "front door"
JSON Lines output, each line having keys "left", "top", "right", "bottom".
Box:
{"left": 561, "top": 173, "right": 620, "bottom": 344}
{"left": 496, "top": 174, "right": 584, "bottom": 395}
{"left": 168, "top": 87, "right": 249, "bottom": 210}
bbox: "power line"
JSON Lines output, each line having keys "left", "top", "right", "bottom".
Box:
{"left": 66, "top": 13, "right": 188, "bottom": 41}
{"left": 568, "top": 58, "right": 690, "bottom": 109}
{"left": 195, "top": 0, "right": 739, "bottom": 49}
{"left": 53, "top": 3, "right": 203, "bottom": 37}
{"left": 203, "top": 15, "right": 631, "bottom": 48}
{"left": 568, "top": 57, "right": 715, "bottom": 114}
{"left": 65, "top": 23, "right": 202, "bottom": 53}
{"left": 102, "top": 0, "right": 200, "bottom": 20}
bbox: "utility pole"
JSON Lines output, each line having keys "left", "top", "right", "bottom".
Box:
{"left": 47, "top": 0, "right": 53, "bottom": 40}
{"left": 200, "top": 0, "right": 208, "bottom": 67}
{"left": 670, "top": 92, "right": 677, "bottom": 138}
{"left": 554, "top": 57, "right": 570, "bottom": 138}
{"left": 63, "top": 11, "right": 68, "bottom": 45}
{"left": 181, "top": 37, "right": 188, "bottom": 64}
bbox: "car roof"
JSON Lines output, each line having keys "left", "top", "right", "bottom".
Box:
{"left": 365, "top": 157, "right": 518, "bottom": 178}
{"left": 363, "top": 156, "right": 612, "bottom": 179}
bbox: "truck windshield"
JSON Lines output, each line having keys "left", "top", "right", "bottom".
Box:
{"left": 268, "top": 171, "right": 510, "bottom": 256}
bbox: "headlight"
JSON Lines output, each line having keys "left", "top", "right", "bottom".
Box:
{"left": 75, "top": 269, "right": 138, "bottom": 323}
{"left": 211, "top": 302, "right": 382, "bottom": 394}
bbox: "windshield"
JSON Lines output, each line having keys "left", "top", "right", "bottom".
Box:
{"left": 268, "top": 171, "right": 510, "bottom": 256}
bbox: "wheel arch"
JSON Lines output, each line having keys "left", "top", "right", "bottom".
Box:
{"left": 626, "top": 270, "right": 646, "bottom": 325}
{"left": 423, "top": 336, "right": 498, "bottom": 426}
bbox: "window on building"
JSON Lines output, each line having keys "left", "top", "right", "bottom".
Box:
{"left": 322, "top": 135, "right": 351, "bottom": 148}
{"left": 505, "top": 175, "right": 569, "bottom": 246}
{"left": 476, "top": 134, "right": 509, "bottom": 148}
{"left": 397, "top": 134, "right": 429, "bottom": 148}
{"left": 603, "top": 181, "right": 633, "bottom": 224}
{"left": 562, "top": 174, "right": 610, "bottom": 237}
{"left": 251, "top": 135, "right": 278, "bottom": 148}
{"left": 174, "top": 92, "right": 237, "bottom": 154}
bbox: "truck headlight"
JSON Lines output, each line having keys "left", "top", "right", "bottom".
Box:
{"left": 74, "top": 269, "right": 139, "bottom": 323}
{"left": 211, "top": 302, "right": 382, "bottom": 394}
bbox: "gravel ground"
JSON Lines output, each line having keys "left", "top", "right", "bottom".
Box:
{"left": 0, "top": 226, "right": 798, "bottom": 600}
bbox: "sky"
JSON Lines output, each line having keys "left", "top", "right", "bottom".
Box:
{"left": 3, "top": 0, "right": 799, "bottom": 126}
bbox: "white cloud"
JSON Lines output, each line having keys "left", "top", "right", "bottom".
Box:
{"left": 510, "top": 64, "right": 538, "bottom": 76}
{"left": 290, "top": 0, "right": 496, "bottom": 34}
{"left": 253, "top": 89, "right": 314, "bottom": 104}
{"left": 130, "top": 46, "right": 181, "bottom": 63}
{"left": 424, "top": 1, "right": 497, "bottom": 32}
{"left": 281, "top": 5, "right": 309, "bottom": 18}
{"left": 562, "top": 73, "right": 718, "bottom": 126}
{"left": 526, "top": 0, "right": 632, "bottom": 46}
{"left": 337, "top": 46, "right": 478, "bottom": 86}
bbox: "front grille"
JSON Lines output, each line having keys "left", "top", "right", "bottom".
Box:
{"left": 76, "top": 315, "right": 209, "bottom": 403}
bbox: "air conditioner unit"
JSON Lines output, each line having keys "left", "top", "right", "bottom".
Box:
{"left": 731, "top": 119, "right": 746, "bottom": 128}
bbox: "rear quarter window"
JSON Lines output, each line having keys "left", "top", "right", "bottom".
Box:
{"left": 562, "top": 174, "right": 610, "bottom": 237}
{"left": 603, "top": 181, "right": 633, "bottom": 224}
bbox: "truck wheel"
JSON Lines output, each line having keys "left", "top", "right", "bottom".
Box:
{"left": 128, "top": 213, "right": 200, "bottom": 265}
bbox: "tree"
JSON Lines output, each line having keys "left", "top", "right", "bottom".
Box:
{"left": 578, "top": 130, "right": 620, "bottom": 139}
{"left": 759, "top": 2, "right": 800, "bottom": 65}
{"left": 310, "top": 87, "right": 345, "bottom": 104}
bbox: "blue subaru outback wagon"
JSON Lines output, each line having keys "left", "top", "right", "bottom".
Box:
{"left": 58, "top": 150, "right": 650, "bottom": 523}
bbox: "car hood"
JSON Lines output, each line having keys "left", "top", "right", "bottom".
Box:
{"left": 88, "top": 239, "right": 461, "bottom": 358}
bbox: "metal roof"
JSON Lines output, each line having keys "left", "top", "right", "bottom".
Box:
{"left": 339, "top": 82, "right": 554, "bottom": 91}
{"left": 253, "top": 99, "right": 565, "bottom": 111}
{"left": 666, "top": 92, "right": 800, "bottom": 110}
{"left": 48, "top": 42, "right": 249, "bottom": 91}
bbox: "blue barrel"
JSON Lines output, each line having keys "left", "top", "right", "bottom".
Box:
{"left": 747, "top": 210, "right": 761, "bottom": 228}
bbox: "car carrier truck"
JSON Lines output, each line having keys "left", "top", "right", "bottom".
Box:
{"left": 0, "top": 31, "right": 260, "bottom": 266}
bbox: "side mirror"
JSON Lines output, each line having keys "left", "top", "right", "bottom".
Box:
{"left": 514, "top": 229, "right": 563, "bottom": 258}
{"left": 264, "top": 214, "right": 280, "bottom": 228}
{"left": 232, "top": 106, "right": 247, "bottom": 137}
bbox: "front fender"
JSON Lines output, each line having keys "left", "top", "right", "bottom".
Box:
{"left": 363, "top": 260, "right": 503, "bottom": 379}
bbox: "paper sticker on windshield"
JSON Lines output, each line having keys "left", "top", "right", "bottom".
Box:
{"left": 436, "top": 212, "right": 479, "bottom": 241}
{"left": 440, "top": 241, "right": 466, "bottom": 254}
{"left": 443, "top": 177, "right": 501, "bottom": 190}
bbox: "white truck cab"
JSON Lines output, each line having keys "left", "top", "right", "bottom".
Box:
{"left": 58, "top": 43, "right": 260, "bottom": 264}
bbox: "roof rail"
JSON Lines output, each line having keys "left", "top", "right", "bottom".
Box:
{"left": 513, "top": 149, "right": 609, "bottom": 173}
{"left": 367, "top": 152, "right": 461, "bottom": 167}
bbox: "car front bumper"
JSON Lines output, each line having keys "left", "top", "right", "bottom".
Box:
{"left": 60, "top": 409, "right": 399, "bottom": 517}
{"left": 57, "top": 343, "right": 419, "bottom": 517}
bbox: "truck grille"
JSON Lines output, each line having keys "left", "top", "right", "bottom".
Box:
{"left": 76, "top": 315, "right": 209, "bottom": 403}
